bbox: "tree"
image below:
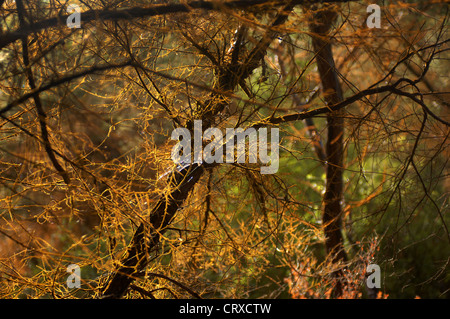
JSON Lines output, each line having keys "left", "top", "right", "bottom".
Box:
{"left": 0, "top": 0, "right": 448, "bottom": 299}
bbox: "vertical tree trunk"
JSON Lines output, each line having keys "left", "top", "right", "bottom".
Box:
{"left": 309, "top": 6, "right": 347, "bottom": 295}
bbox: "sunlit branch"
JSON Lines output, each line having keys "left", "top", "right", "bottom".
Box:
{"left": 0, "top": 0, "right": 355, "bottom": 50}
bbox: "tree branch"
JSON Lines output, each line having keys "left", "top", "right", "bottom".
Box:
{"left": 0, "top": 61, "right": 133, "bottom": 116}
{"left": 16, "top": 0, "right": 70, "bottom": 185}
{"left": 0, "top": 0, "right": 355, "bottom": 50}
{"left": 252, "top": 78, "right": 450, "bottom": 127}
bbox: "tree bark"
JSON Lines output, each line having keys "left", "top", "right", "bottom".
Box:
{"left": 100, "top": 164, "right": 204, "bottom": 298}
{"left": 309, "top": 5, "right": 347, "bottom": 295}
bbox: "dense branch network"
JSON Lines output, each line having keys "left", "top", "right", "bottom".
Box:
{"left": 0, "top": 0, "right": 356, "bottom": 50}
{"left": 0, "top": 0, "right": 448, "bottom": 300}
{"left": 99, "top": 2, "right": 296, "bottom": 298}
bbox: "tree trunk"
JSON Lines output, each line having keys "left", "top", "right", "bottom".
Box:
{"left": 309, "top": 6, "right": 347, "bottom": 295}
{"left": 100, "top": 164, "right": 204, "bottom": 298}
